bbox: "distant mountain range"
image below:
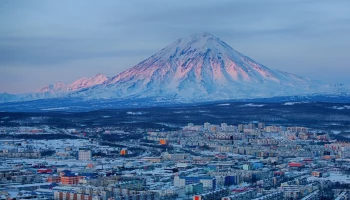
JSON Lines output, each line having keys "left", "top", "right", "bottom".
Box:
{"left": 0, "top": 33, "right": 349, "bottom": 105}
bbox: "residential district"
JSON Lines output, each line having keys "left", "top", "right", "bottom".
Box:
{"left": 0, "top": 122, "right": 350, "bottom": 200}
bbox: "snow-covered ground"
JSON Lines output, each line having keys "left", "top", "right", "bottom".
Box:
{"left": 330, "top": 105, "right": 350, "bottom": 110}
{"left": 283, "top": 102, "right": 304, "bottom": 106}
{"left": 240, "top": 103, "right": 265, "bottom": 107}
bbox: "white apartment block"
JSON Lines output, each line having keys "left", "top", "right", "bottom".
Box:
{"left": 78, "top": 149, "right": 92, "bottom": 161}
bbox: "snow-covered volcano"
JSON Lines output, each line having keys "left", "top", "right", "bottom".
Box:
{"left": 75, "top": 33, "right": 324, "bottom": 101}
{"left": 0, "top": 33, "right": 342, "bottom": 103}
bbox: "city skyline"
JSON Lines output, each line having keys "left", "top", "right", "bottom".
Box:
{"left": 1, "top": 0, "right": 350, "bottom": 93}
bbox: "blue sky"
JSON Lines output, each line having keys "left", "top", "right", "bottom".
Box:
{"left": 1, "top": 0, "right": 350, "bottom": 93}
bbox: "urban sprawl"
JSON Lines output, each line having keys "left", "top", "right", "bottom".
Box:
{"left": 0, "top": 122, "right": 350, "bottom": 200}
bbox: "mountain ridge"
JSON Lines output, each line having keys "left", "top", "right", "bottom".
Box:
{"left": 0, "top": 33, "right": 347, "bottom": 103}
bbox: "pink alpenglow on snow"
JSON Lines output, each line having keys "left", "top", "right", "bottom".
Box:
{"left": 0, "top": 33, "right": 345, "bottom": 103}
{"left": 35, "top": 74, "right": 109, "bottom": 94}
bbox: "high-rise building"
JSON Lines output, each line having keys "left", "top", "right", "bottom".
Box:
{"left": 78, "top": 148, "right": 92, "bottom": 161}
{"left": 238, "top": 124, "right": 244, "bottom": 132}
{"left": 204, "top": 122, "right": 210, "bottom": 130}
{"left": 258, "top": 123, "right": 265, "bottom": 129}
{"left": 221, "top": 123, "right": 228, "bottom": 131}
{"left": 247, "top": 123, "right": 255, "bottom": 129}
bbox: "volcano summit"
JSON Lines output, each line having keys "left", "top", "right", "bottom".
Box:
{"left": 0, "top": 33, "right": 342, "bottom": 104}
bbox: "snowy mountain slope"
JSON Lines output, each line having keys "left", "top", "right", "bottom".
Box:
{"left": 0, "top": 33, "right": 348, "bottom": 104}
{"left": 36, "top": 73, "right": 109, "bottom": 93}
{"left": 0, "top": 74, "right": 109, "bottom": 102}
{"left": 73, "top": 33, "right": 334, "bottom": 101}
{"left": 0, "top": 93, "right": 18, "bottom": 102}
